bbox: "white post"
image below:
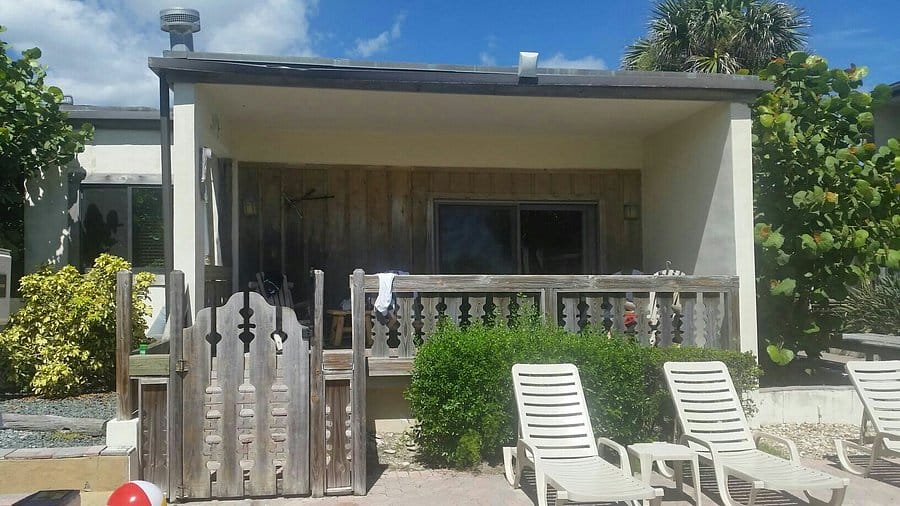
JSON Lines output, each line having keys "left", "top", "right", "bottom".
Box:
{"left": 172, "top": 82, "right": 205, "bottom": 318}
{"left": 727, "top": 103, "right": 759, "bottom": 356}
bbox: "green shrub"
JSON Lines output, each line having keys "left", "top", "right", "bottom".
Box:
{"left": 405, "top": 317, "right": 760, "bottom": 468}
{"left": 838, "top": 272, "right": 900, "bottom": 335}
{"left": 0, "top": 254, "right": 154, "bottom": 397}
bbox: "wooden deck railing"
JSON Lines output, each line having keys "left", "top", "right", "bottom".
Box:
{"left": 350, "top": 271, "right": 740, "bottom": 360}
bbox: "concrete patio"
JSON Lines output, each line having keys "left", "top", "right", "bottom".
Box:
{"left": 3, "top": 456, "right": 897, "bottom": 505}
{"left": 179, "top": 456, "right": 899, "bottom": 505}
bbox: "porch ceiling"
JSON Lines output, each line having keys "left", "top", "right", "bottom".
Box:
{"left": 201, "top": 84, "right": 715, "bottom": 136}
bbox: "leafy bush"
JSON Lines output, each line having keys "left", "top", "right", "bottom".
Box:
{"left": 838, "top": 272, "right": 900, "bottom": 335}
{"left": 0, "top": 254, "right": 154, "bottom": 397}
{"left": 405, "top": 317, "right": 760, "bottom": 468}
{"left": 752, "top": 52, "right": 900, "bottom": 361}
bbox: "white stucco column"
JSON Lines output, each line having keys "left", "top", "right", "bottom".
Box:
{"left": 172, "top": 82, "right": 205, "bottom": 318}
{"left": 643, "top": 102, "right": 759, "bottom": 356}
{"left": 726, "top": 103, "right": 759, "bottom": 356}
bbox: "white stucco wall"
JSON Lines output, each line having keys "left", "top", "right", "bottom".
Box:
{"left": 229, "top": 128, "right": 644, "bottom": 169}
{"left": 23, "top": 125, "right": 165, "bottom": 325}
{"left": 875, "top": 97, "right": 900, "bottom": 147}
{"left": 643, "top": 102, "right": 758, "bottom": 355}
{"left": 172, "top": 83, "right": 235, "bottom": 317}
{"left": 24, "top": 129, "right": 162, "bottom": 270}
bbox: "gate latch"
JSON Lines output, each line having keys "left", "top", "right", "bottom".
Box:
{"left": 175, "top": 359, "right": 189, "bottom": 373}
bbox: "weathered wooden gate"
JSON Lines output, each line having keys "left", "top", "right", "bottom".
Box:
{"left": 167, "top": 287, "right": 310, "bottom": 500}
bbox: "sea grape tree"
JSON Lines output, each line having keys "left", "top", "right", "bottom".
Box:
{"left": 753, "top": 52, "right": 899, "bottom": 361}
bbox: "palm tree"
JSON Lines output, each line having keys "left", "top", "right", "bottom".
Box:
{"left": 623, "top": 0, "right": 808, "bottom": 74}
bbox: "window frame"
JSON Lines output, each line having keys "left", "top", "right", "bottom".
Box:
{"left": 432, "top": 199, "right": 600, "bottom": 275}
{"left": 77, "top": 183, "right": 164, "bottom": 273}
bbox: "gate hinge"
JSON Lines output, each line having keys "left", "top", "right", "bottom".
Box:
{"left": 175, "top": 359, "right": 189, "bottom": 373}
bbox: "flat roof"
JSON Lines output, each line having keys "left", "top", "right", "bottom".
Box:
{"left": 63, "top": 104, "right": 162, "bottom": 129}
{"left": 149, "top": 51, "right": 772, "bottom": 103}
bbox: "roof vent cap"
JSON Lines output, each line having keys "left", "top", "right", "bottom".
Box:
{"left": 160, "top": 8, "right": 200, "bottom": 51}
{"left": 518, "top": 52, "right": 539, "bottom": 79}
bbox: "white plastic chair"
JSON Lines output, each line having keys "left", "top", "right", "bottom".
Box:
{"left": 664, "top": 361, "right": 848, "bottom": 506}
{"left": 505, "top": 363, "right": 662, "bottom": 506}
{"left": 836, "top": 360, "right": 900, "bottom": 476}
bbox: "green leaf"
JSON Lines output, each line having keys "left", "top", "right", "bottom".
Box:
{"left": 872, "top": 84, "right": 893, "bottom": 106}
{"left": 800, "top": 234, "right": 818, "bottom": 252}
{"left": 770, "top": 278, "right": 797, "bottom": 296}
{"left": 788, "top": 52, "right": 809, "bottom": 66}
{"left": 853, "top": 229, "right": 870, "bottom": 248}
{"left": 760, "top": 114, "right": 774, "bottom": 128}
{"left": 858, "top": 112, "right": 874, "bottom": 128}
{"left": 766, "top": 344, "right": 795, "bottom": 366}
{"left": 21, "top": 47, "right": 41, "bottom": 60}
{"left": 888, "top": 250, "right": 900, "bottom": 270}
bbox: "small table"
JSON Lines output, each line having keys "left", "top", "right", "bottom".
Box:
{"left": 628, "top": 442, "right": 701, "bottom": 505}
{"left": 327, "top": 309, "right": 374, "bottom": 347}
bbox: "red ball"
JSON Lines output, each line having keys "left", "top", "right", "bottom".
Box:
{"left": 107, "top": 480, "right": 166, "bottom": 506}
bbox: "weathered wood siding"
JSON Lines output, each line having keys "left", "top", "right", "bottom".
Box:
{"left": 238, "top": 165, "right": 642, "bottom": 306}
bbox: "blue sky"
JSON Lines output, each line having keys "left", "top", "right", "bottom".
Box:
{"left": 0, "top": 0, "right": 897, "bottom": 106}
{"left": 316, "top": 0, "right": 898, "bottom": 85}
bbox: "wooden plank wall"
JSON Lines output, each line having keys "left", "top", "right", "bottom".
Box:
{"left": 140, "top": 382, "right": 168, "bottom": 490}
{"left": 238, "top": 165, "right": 642, "bottom": 308}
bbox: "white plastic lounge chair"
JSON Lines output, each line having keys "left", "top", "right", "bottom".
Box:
{"left": 664, "top": 361, "right": 848, "bottom": 506}
{"left": 836, "top": 360, "right": 900, "bottom": 476}
{"left": 505, "top": 363, "right": 662, "bottom": 506}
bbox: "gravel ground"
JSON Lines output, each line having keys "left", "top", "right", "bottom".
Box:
{"left": 0, "top": 392, "right": 115, "bottom": 449}
{"left": 370, "top": 424, "right": 864, "bottom": 472}
{"left": 760, "top": 423, "right": 860, "bottom": 458}
{"left": 0, "top": 392, "right": 116, "bottom": 419}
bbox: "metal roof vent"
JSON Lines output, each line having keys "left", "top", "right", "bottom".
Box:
{"left": 518, "top": 52, "right": 539, "bottom": 79}
{"left": 160, "top": 8, "right": 200, "bottom": 52}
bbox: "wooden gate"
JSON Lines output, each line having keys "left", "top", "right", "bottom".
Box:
{"left": 168, "top": 287, "right": 310, "bottom": 500}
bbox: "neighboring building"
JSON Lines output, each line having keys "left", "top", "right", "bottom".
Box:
{"left": 875, "top": 81, "right": 900, "bottom": 146}
{"left": 23, "top": 105, "right": 166, "bottom": 325}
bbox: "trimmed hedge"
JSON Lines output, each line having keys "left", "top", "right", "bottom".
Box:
{"left": 406, "top": 318, "right": 760, "bottom": 468}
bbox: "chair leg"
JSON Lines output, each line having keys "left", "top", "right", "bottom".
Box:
{"left": 554, "top": 490, "right": 567, "bottom": 506}
{"left": 674, "top": 460, "right": 684, "bottom": 492}
{"left": 804, "top": 485, "right": 848, "bottom": 506}
{"left": 713, "top": 465, "right": 748, "bottom": 506}
{"left": 835, "top": 438, "right": 875, "bottom": 477}
{"left": 535, "top": 473, "right": 549, "bottom": 506}
{"left": 690, "top": 457, "right": 702, "bottom": 506}
{"left": 747, "top": 486, "right": 758, "bottom": 506}
{"left": 514, "top": 445, "right": 526, "bottom": 489}
{"left": 502, "top": 447, "right": 516, "bottom": 487}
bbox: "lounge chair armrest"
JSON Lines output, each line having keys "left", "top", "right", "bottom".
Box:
{"left": 597, "top": 437, "right": 632, "bottom": 474}
{"left": 680, "top": 433, "right": 719, "bottom": 459}
{"left": 753, "top": 430, "right": 801, "bottom": 462}
{"left": 517, "top": 438, "right": 542, "bottom": 470}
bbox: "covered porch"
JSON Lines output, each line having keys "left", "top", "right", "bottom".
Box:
{"left": 167, "top": 74, "right": 760, "bottom": 356}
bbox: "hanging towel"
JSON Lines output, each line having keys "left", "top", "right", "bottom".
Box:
{"left": 374, "top": 273, "right": 397, "bottom": 315}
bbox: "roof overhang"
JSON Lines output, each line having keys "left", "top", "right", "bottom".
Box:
{"left": 149, "top": 51, "right": 773, "bottom": 103}
{"left": 63, "top": 106, "right": 162, "bottom": 130}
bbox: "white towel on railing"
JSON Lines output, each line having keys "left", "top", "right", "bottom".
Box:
{"left": 374, "top": 273, "right": 397, "bottom": 316}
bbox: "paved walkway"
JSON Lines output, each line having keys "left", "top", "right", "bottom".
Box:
{"left": 5, "top": 457, "right": 899, "bottom": 505}
{"left": 183, "top": 457, "right": 900, "bottom": 505}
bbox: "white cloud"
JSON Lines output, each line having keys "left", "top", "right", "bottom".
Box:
{"left": 479, "top": 51, "right": 497, "bottom": 66}
{"left": 478, "top": 35, "right": 498, "bottom": 66}
{"left": 541, "top": 52, "right": 607, "bottom": 70}
{"left": 0, "top": 0, "right": 319, "bottom": 106}
{"left": 349, "top": 13, "right": 405, "bottom": 58}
